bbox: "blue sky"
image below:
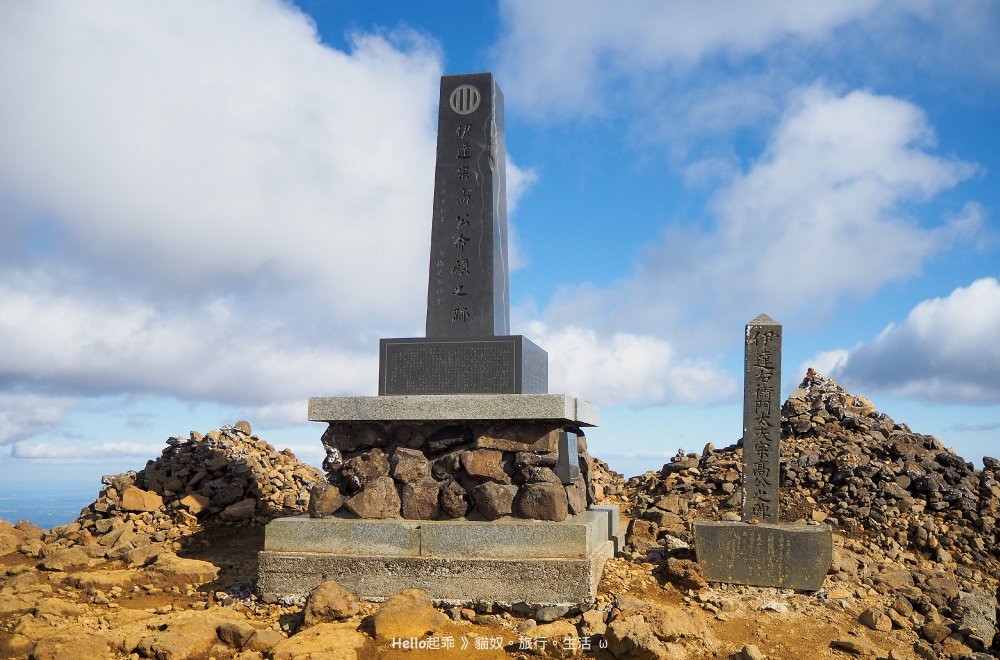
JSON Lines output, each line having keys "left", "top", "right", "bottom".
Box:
{"left": 1, "top": 1, "right": 998, "bottom": 507}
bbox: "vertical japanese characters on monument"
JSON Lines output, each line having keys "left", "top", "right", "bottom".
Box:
{"left": 741, "top": 314, "right": 781, "bottom": 523}
{"left": 426, "top": 73, "right": 510, "bottom": 339}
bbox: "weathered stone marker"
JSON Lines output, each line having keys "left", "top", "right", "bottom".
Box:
{"left": 379, "top": 72, "right": 547, "bottom": 396}
{"left": 694, "top": 314, "right": 832, "bottom": 591}
{"left": 742, "top": 314, "right": 781, "bottom": 523}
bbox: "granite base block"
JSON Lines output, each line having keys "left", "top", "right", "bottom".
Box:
{"left": 378, "top": 336, "right": 547, "bottom": 395}
{"left": 693, "top": 521, "right": 832, "bottom": 591}
{"left": 308, "top": 393, "right": 598, "bottom": 426}
{"left": 258, "top": 509, "right": 618, "bottom": 606}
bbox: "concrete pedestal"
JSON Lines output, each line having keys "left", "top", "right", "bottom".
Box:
{"left": 258, "top": 507, "right": 619, "bottom": 607}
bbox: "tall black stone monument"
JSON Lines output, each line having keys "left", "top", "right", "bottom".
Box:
{"left": 379, "top": 73, "right": 547, "bottom": 395}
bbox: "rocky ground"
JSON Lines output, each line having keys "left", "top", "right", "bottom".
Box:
{"left": 1, "top": 372, "right": 998, "bottom": 659}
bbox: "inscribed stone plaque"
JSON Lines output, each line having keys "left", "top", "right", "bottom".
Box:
{"left": 693, "top": 521, "right": 831, "bottom": 591}
{"left": 426, "top": 72, "right": 509, "bottom": 339}
{"left": 379, "top": 336, "right": 547, "bottom": 395}
{"left": 742, "top": 314, "right": 781, "bottom": 523}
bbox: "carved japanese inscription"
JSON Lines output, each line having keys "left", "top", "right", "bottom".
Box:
{"left": 426, "top": 72, "right": 509, "bottom": 339}
{"left": 741, "top": 314, "right": 781, "bottom": 523}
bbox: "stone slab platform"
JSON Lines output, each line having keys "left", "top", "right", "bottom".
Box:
{"left": 258, "top": 509, "right": 618, "bottom": 606}
{"left": 693, "top": 521, "right": 832, "bottom": 591}
{"left": 308, "top": 393, "right": 598, "bottom": 426}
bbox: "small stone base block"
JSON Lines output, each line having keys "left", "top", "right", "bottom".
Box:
{"left": 258, "top": 509, "right": 618, "bottom": 607}
{"left": 693, "top": 521, "right": 832, "bottom": 591}
{"left": 378, "top": 336, "right": 547, "bottom": 395}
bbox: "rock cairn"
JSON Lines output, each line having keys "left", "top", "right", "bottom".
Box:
{"left": 313, "top": 421, "right": 619, "bottom": 522}
{"left": 45, "top": 422, "right": 324, "bottom": 558}
{"left": 624, "top": 369, "right": 1000, "bottom": 655}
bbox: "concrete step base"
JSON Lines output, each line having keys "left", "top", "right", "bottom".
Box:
{"left": 257, "top": 507, "right": 619, "bottom": 607}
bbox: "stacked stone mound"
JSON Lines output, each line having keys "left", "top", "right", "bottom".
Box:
{"left": 46, "top": 422, "right": 324, "bottom": 558}
{"left": 624, "top": 369, "right": 1000, "bottom": 655}
{"left": 313, "top": 421, "right": 618, "bottom": 522}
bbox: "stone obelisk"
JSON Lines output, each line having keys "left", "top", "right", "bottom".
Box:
{"left": 378, "top": 73, "right": 547, "bottom": 396}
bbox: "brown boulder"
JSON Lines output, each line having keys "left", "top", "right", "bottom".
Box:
{"left": 372, "top": 589, "right": 449, "bottom": 642}
{"left": 461, "top": 449, "right": 509, "bottom": 482}
{"left": 472, "top": 482, "right": 517, "bottom": 520}
{"left": 179, "top": 493, "right": 209, "bottom": 514}
{"left": 121, "top": 486, "right": 163, "bottom": 512}
{"left": 516, "top": 482, "right": 569, "bottom": 521}
{"left": 605, "top": 613, "right": 669, "bottom": 660}
{"left": 0, "top": 520, "right": 25, "bottom": 556}
{"left": 440, "top": 479, "right": 469, "bottom": 518}
{"left": 31, "top": 632, "right": 110, "bottom": 660}
{"left": 220, "top": 498, "right": 256, "bottom": 521}
{"left": 147, "top": 552, "right": 219, "bottom": 587}
{"left": 859, "top": 607, "right": 892, "bottom": 632}
{"left": 272, "top": 622, "right": 366, "bottom": 660}
{"left": 401, "top": 479, "right": 441, "bottom": 519}
{"left": 391, "top": 447, "right": 431, "bottom": 483}
{"left": 303, "top": 580, "right": 360, "bottom": 627}
{"left": 565, "top": 479, "right": 587, "bottom": 515}
{"left": 308, "top": 482, "right": 345, "bottom": 518}
{"left": 342, "top": 449, "right": 390, "bottom": 490}
{"left": 38, "top": 548, "right": 91, "bottom": 572}
{"left": 217, "top": 620, "right": 257, "bottom": 649}
{"left": 476, "top": 422, "right": 560, "bottom": 452}
{"left": 345, "top": 475, "right": 400, "bottom": 519}
{"left": 661, "top": 557, "right": 707, "bottom": 590}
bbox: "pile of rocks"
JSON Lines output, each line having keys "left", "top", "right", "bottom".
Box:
{"left": 46, "top": 422, "right": 324, "bottom": 557}
{"left": 313, "top": 421, "right": 610, "bottom": 522}
{"left": 624, "top": 369, "right": 1000, "bottom": 655}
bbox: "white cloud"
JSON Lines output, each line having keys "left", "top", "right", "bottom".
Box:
{"left": 10, "top": 441, "right": 163, "bottom": 460}
{"left": 0, "top": 272, "right": 378, "bottom": 405}
{"left": 0, "top": 1, "right": 443, "bottom": 328}
{"left": 0, "top": 395, "right": 76, "bottom": 445}
{"left": 543, "top": 87, "right": 983, "bottom": 347}
{"left": 495, "top": 0, "right": 882, "bottom": 118}
{"left": 524, "top": 321, "right": 736, "bottom": 407}
{"left": 814, "top": 278, "right": 1000, "bottom": 403}
{"left": 494, "top": 1, "right": 1000, "bottom": 120}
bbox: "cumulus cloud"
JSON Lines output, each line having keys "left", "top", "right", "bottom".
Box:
{"left": 494, "top": 1, "right": 1000, "bottom": 121}
{"left": 0, "top": 395, "right": 76, "bottom": 445}
{"left": 0, "top": 273, "right": 378, "bottom": 404}
{"left": 0, "top": 1, "right": 446, "bottom": 328}
{"left": 543, "top": 87, "right": 983, "bottom": 348}
{"left": 524, "top": 321, "right": 736, "bottom": 407}
{"left": 814, "top": 278, "right": 1000, "bottom": 403}
{"left": 495, "top": 0, "right": 882, "bottom": 118}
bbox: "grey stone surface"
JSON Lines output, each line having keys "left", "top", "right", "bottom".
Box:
{"left": 263, "top": 510, "right": 613, "bottom": 559}
{"left": 693, "top": 521, "right": 832, "bottom": 591}
{"left": 425, "top": 72, "right": 509, "bottom": 339}
{"left": 259, "top": 508, "right": 620, "bottom": 605}
{"left": 419, "top": 510, "right": 609, "bottom": 559}
{"left": 590, "top": 504, "right": 621, "bottom": 536}
{"left": 264, "top": 516, "right": 421, "bottom": 555}
{"left": 379, "top": 335, "right": 547, "bottom": 395}
{"left": 308, "top": 393, "right": 598, "bottom": 426}
{"left": 742, "top": 314, "right": 781, "bottom": 523}
{"left": 257, "top": 540, "right": 614, "bottom": 607}
{"left": 556, "top": 431, "right": 580, "bottom": 484}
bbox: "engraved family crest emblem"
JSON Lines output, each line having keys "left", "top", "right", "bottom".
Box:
{"left": 449, "top": 83, "right": 480, "bottom": 115}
